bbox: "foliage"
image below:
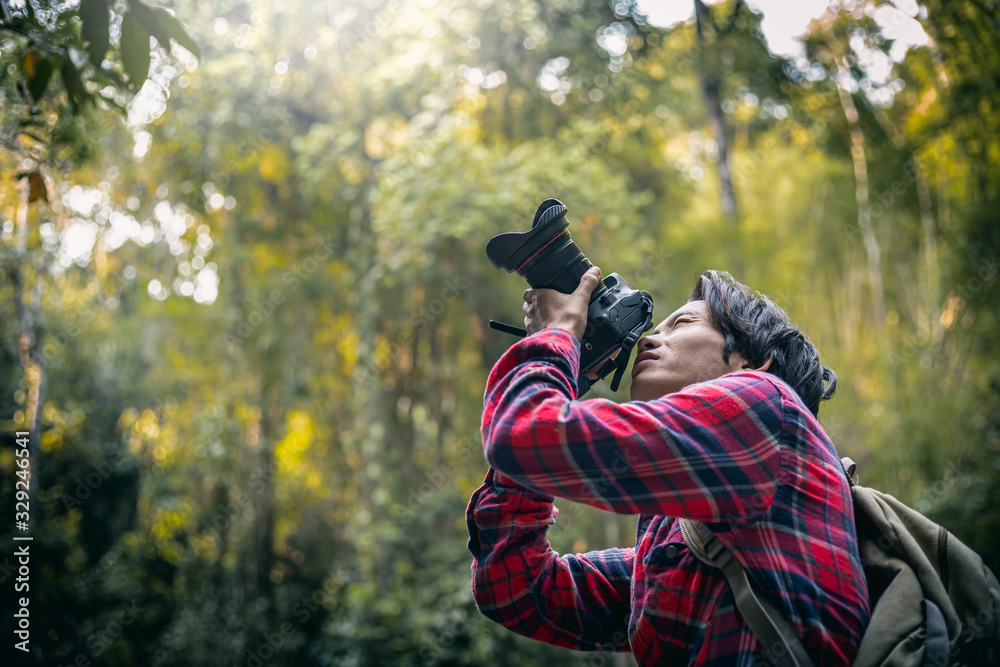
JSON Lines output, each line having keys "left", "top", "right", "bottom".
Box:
{"left": 0, "top": 0, "right": 198, "bottom": 166}
{"left": 1, "top": 0, "right": 999, "bottom": 665}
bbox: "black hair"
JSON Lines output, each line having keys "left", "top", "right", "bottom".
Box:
{"left": 689, "top": 270, "right": 837, "bottom": 417}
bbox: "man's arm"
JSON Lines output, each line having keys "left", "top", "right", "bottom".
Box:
{"left": 466, "top": 467, "right": 634, "bottom": 651}
{"left": 482, "top": 328, "right": 786, "bottom": 521}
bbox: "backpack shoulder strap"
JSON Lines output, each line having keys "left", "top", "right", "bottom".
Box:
{"left": 679, "top": 518, "right": 817, "bottom": 667}
{"left": 840, "top": 456, "right": 858, "bottom": 487}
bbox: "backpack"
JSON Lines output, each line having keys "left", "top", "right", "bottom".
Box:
{"left": 680, "top": 457, "right": 1000, "bottom": 667}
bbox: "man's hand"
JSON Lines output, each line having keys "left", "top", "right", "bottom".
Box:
{"left": 522, "top": 266, "right": 601, "bottom": 342}
{"left": 583, "top": 348, "right": 620, "bottom": 381}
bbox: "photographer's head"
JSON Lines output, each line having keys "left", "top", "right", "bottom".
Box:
{"left": 630, "top": 270, "right": 837, "bottom": 416}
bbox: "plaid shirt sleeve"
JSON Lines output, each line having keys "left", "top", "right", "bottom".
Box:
{"left": 481, "top": 327, "right": 785, "bottom": 521}
{"left": 466, "top": 467, "right": 635, "bottom": 651}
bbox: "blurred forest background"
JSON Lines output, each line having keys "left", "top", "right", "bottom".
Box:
{"left": 1, "top": 0, "right": 999, "bottom": 665}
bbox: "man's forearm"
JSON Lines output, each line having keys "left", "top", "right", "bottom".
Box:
{"left": 466, "top": 467, "right": 634, "bottom": 651}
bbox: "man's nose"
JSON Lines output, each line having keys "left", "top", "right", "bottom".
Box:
{"left": 638, "top": 334, "right": 663, "bottom": 350}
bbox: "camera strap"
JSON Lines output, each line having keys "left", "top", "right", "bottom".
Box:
{"left": 608, "top": 325, "right": 643, "bottom": 392}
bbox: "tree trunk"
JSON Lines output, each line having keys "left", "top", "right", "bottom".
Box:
{"left": 350, "top": 90, "right": 394, "bottom": 594}
{"left": 694, "top": 0, "right": 741, "bottom": 276}
{"left": 254, "top": 384, "right": 279, "bottom": 601}
{"left": 9, "top": 178, "right": 45, "bottom": 516}
{"left": 828, "top": 38, "right": 887, "bottom": 329}
{"left": 871, "top": 107, "right": 941, "bottom": 340}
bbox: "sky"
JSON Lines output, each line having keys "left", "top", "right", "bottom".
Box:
{"left": 634, "top": 0, "right": 928, "bottom": 61}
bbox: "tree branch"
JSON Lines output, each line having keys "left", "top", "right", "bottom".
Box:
{"left": 0, "top": 21, "right": 68, "bottom": 56}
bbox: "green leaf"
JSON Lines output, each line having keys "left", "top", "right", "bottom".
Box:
{"left": 60, "top": 59, "right": 88, "bottom": 113}
{"left": 152, "top": 8, "right": 200, "bottom": 59}
{"left": 120, "top": 10, "right": 151, "bottom": 90}
{"left": 129, "top": 1, "right": 171, "bottom": 52}
{"left": 27, "top": 55, "right": 56, "bottom": 102}
{"left": 80, "top": 0, "right": 111, "bottom": 67}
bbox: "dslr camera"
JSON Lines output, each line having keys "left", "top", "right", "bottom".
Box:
{"left": 486, "top": 198, "right": 654, "bottom": 395}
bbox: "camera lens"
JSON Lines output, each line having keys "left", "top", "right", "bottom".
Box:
{"left": 486, "top": 199, "right": 600, "bottom": 295}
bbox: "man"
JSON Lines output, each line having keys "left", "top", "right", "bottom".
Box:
{"left": 466, "top": 267, "right": 870, "bottom": 665}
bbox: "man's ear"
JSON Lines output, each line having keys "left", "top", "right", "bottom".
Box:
{"left": 741, "top": 355, "right": 773, "bottom": 373}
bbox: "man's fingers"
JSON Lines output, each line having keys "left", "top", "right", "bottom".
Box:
{"left": 575, "top": 266, "right": 602, "bottom": 296}
{"left": 523, "top": 288, "right": 535, "bottom": 302}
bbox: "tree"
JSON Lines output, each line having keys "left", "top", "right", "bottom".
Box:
{"left": 3, "top": 0, "right": 999, "bottom": 663}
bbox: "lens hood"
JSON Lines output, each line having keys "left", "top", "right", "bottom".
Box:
{"left": 485, "top": 199, "right": 570, "bottom": 273}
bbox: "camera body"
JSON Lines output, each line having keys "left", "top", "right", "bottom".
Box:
{"left": 485, "top": 198, "right": 654, "bottom": 394}
{"left": 578, "top": 272, "right": 651, "bottom": 375}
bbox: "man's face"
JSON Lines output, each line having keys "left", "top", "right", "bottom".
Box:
{"left": 628, "top": 300, "right": 751, "bottom": 402}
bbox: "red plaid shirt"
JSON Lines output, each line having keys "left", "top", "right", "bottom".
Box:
{"left": 466, "top": 328, "right": 870, "bottom": 665}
